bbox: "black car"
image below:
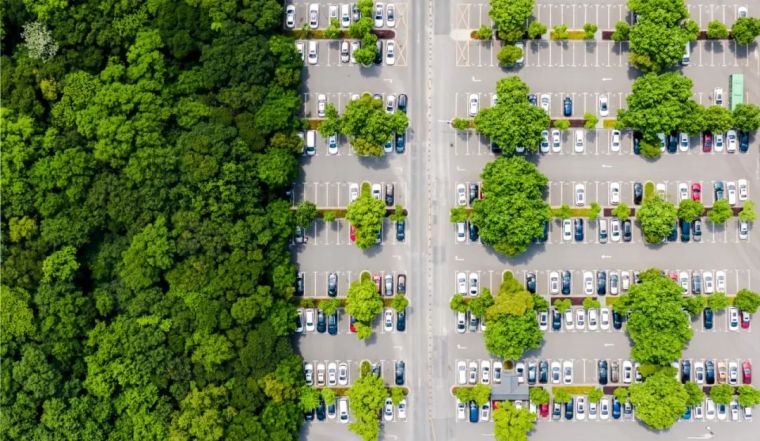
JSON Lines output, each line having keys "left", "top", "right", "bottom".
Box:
{"left": 574, "top": 218, "right": 584, "bottom": 242}
{"left": 565, "top": 398, "right": 574, "bottom": 420}
{"left": 317, "top": 310, "right": 326, "bottom": 333}
{"left": 374, "top": 40, "right": 383, "bottom": 64}
{"left": 397, "top": 309, "right": 406, "bottom": 332}
{"left": 561, "top": 271, "right": 571, "bottom": 295}
{"left": 328, "top": 272, "right": 338, "bottom": 297}
{"left": 633, "top": 182, "right": 643, "bottom": 205}
{"left": 528, "top": 94, "right": 537, "bottom": 106}
{"left": 563, "top": 96, "right": 573, "bottom": 117}
{"left": 622, "top": 220, "right": 632, "bottom": 242}
{"left": 328, "top": 312, "right": 338, "bottom": 335}
{"left": 395, "top": 361, "right": 405, "bottom": 385}
{"left": 316, "top": 399, "right": 326, "bottom": 421}
{"left": 552, "top": 402, "right": 562, "bottom": 420}
{"left": 668, "top": 222, "right": 678, "bottom": 242}
{"left": 539, "top": 361, "right": 548, "bottom": 384}
{"left": 692, "top": 272, "right": 702, "bottom": 294}
{"left": 469, "top": 183, "right": 479, "bottom": 204}
{"left": 385, "top": 184, "right": 394, "bottom": 206}
{"left": 693, "top": 219, "right": 702, "bottom": 241}
{"left": 296, "top": 272, "right": 305, "bottom": 296}
{"left": 304, "top": 408, "right": 315, "bottom": 421}
{"left": 667, "top": 132, "right": 678, "bottom": 153}
{"left": 552, "top": 308, "right": 562, "bottom": 330}
{"left": 739, "top": 131, "right": 749, "bottom": 152}
{"left": 528, "top": 363, "right": 537, "bottom": 385}
{"left": 468, "top": 222, "right": 479, "bottom": 241}
{"left": 395, "top": 132, "right": 406, "bottom": 153}
{"left": 704, "top": 307, "right": 713, "bottom": 329}
{"left": 372, "top": 363, "right": 382, "bottom": 378}
{"left": 597, "top": 271, "right": 607, "bottom": 295}
{"left": 526, "top": 272, "right": 537, "bottom": 294}
{"left": 536, "top": 220, "right": 549, "bottom": 243}
{"left": 706, "top": 360, "right": 715, "bottom": 384}
{"left": 680, "top": 219, "right": 691, "bottom": 242}
{"left": 490, "top": 141, "right": 502, "bottom": 153}
{"left": 612, "top": 310, "right": 623, "bottom": 330}
{"left": 295, "top": 313, "right": 303, "bottom": 331}
{"left": 396, "top": 220, "right": 406, "bottom": 241}
{"left": 633, "top": 131, "right": 642, "bottom": 154}
{"left": 397, "top": 274, "right": 406, "bottom": 294}
{"left": 598, "top": 360, "right": 609, "bottom": 385}
{"left": 295, "top": 225, "right": 305, "bottom": 244}
{"left": 681, "top": 360, "right": 691, "bottom": 383}
{"left": 397, "top": 94, "right": 408, "bottom": 113}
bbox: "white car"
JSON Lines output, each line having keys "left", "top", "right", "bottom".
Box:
{"left": 576, "top": 396, "right": 586, "bottom": 420}
{"left": 729, "top": 307, "right": 740, "bottom": 330}
{"left": 694, "top": 361, "right": 705, "bottom": 384}
{"left": 307, "top": 40, "right": 318, "bottom": 65}
{"left": 679, "top": 271, "right": 689, "bottom": 294}
{"left": 610, "top": 182, "right": 621, "bottom": 205}
{"left": 588, "top": 401, "right": 597, "bottom": 420}
{"left": 338, "top": 397, "right": 349, "bottom": 423}
{"left": 457, "top": 400, "right": 466, "bottom": 420}
{"left": 371, "top": 183, "right": 382, "bottom": 199}
{"left": 610, "top": 218, "right": 621, "bottom": 242}
{"left": 386, "top": 3, "right": 396, "bottom": 27}
{"left": 564, "top": 308, "right": 574, "bottom": 330}
{"left": 295, "top": 41, "right": 305, "bottom": 61}
{"left": 468, "top": 361, "right": 478, "bottom": 384}
{"left": 600, "top": 308, "right": 610, "bottom": 330}
{"left": 385, "top": 40, "right": 395, "bottom": 65}
{"left": 738, "top": 179, "right": 748, "bottom": 201}
{"left": 491, "top": 94, "right": 498, "bottom": 107}
{"left": 562, "top": 219, "right": 572, "bottom": 241}
{"left": 706, "top": 399, "right": 716, "bottom": 420}
{"left": 468, "top": 94, "right": 479, "bottom": 116}
{"left": 679, "top": 132, "right": 689, "bottom": 151}
{"left": 621, "top": 271, "right": 631, "bottom": 291}
{"left": 583, "top": 271, "right": 594, "bottom": 295}
{"left": 717, "top": 403, "right": 727, "bottom": 421}
{"left": 575, "top": 183, "right": 586, "bottom": 206}
{"left": 317, "top": 94, "right": 327, "bottom": 117}
{"left": 456, "top": 183, "right": 467, "bottom": 206}
{"left": 727, "top": 181, "right": 737, "bottom": 206}
{"left": 456, "top": 221, "right": 466, "bottom": 242}
{"left": 727, "top": 129, "right": 737, "bottom": 153}
{"left": 716, "top": 270, "right": 726, "bottom": 293}
{"left": 341, "top": 4, "right": 351, "bottom": 27}
{"left": 304, "top": 362, "right": 314, "bottom": 385}
{"left": 715, "top": 133, "right": 725, "bottom": 152}
{"left": 563, "top": 360, "right": 573, "bottom": 384}
{"left": 576, "top": 308, "right": 586, "bottom": 329}
{"left": 551, "top": 129, "right": 561, "bottom": 152}
{"left": 383, "top": 398, "right": 394, "bottom": 421}
{"left": 481, "top": 402, "right": 490, "bottom": 421}
{"left": 540, "top": 94, "right": 551, "bottom": 113}
{"left": 574, "top": 129, "right": 585, "bottom": 153}
{"left": 656, "top": 182, "right": 666, "bottom": 199}
{"left": 600, "top": 398, "right": 610, "bottom": 420}
{"left": 739, "top": 6, "right": 748, "bottom": 17}
{"left": 549, "top": 271, "right": 560, "bottom": 294}
{"left": 469, "top": 272, "right": 479, "bottom": 296}
{"left": 678, "top": 183, "right": 688, "bottom": 202}
{"left": 316, "top": 362, "right": 326, "bottom": 385}
{"left": 457, "top": 361, "right": 467, "bottom": 384}
{"left": 340, "top": 41, "right": 350, "bottom": 63}
{"left": 285, "top": 5, "right": 296, "bottom": 28}
{"left": 350, "top": 41, "right": 360, "bottom": 63}
{"left": 551, "top": 361, "right": 561, "bottom": 384}
{"left": 588, "top": 308, "right": 599, "bottom": 331}
{"left": 730, "top": 401, "right": 740, "bottom": 421}
{"left": 610, "top": 130, "right": 621, "bottom": 152}
{"left": 540, "top": 130, "right": 550, "bottom": 153}
{"left": 714, "top": 88, "right": 724, "bottom": 106}
{"left": 338, "top": 362, "right": 349, "bottom": 386}
{"left": 481, "top": 360, "right": 491, "bottom": 384}
{"left": 739, "top": 220, "right": 749, "bottom": 240}
{"left": 374, "top": 2, "right": 385, "bottom": 27}
{"left": 349, "top": 183, "right": 359, "bottom": 202}
{"left": 694, "top": 402, "right": 704, "bottom": 420}
{"left": 457, "top": 272, "right": 467, "bottom": 295}
{"left": 622, "top": 360, "right": 633, "bottom": 384}
{"left": 305, "top": 308, "right": 315, "bottom": 332}
{"left": 599, "top": 95, "right": 609, "bottom": 117}
{"left": 515, "top": 362, "right": 525, "bottom": 383}
{"left": 328, "top": 362, "right": 337, "bottom": 386}
{"left": 385, "top": 94, "right": 396, "bottom": 113}
{"left": 384, "top": 308, "right": 393, "bottom": 331}
{"left": 397, "top": 398, "right": 407, "bottom": 419}
{"left": 703, "top": 271, "right": 714, "bottom": 294}
{"left": 493, "top": 361, "right": 503, "bottom": 384}
{"left": 729, "top": 361, "right": 739, "bottom": 385}
{"left": 538, "top": 310, "right": 548, "bottom": 331}
{"left": 309, "top": 3, "right": 319, "bottom": 28}
{"left": 327, "top": 133, "right": 338, "bottom": 155}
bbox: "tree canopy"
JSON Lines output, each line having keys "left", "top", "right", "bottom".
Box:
{"left": 637, "top": 196, "right": 678, "bottom": 244}
{"left": 346, "top": 183, "right": 387, "bottom": 249}
{"left": 493, "top": 401, "right": 536, "bottom": 441}
{"left": 629, "top": 369, "right": 688, "bottom": 429}
{"left": 489, "top": 0, "right": 534, "bottom": 42}
{"left": 345, "top": 277, "right": 384, "bottom": 329}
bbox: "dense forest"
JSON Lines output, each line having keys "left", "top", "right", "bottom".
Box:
{"left": 2, "top": 1, "right": 306, "bottom": 439}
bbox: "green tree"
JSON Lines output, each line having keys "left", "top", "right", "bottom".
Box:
{"left": 390, "top": 204, "right": 406, "bottom": 223}
{"left": 613, "top": 387, "right": 629, "bottom": 402}
{"left": 684, "top": 382, "right": 704, "bottom": 407}
{"left": 391, "top": 294, "right": 409, "bottom": 312}
{"left": 497, "top": 44, "right": 524, "bottom": 67}
{"left": 612, "top": 21, "right": 630, "bottom": 42}
{"left": 300, "top": 386, "right": 321, "bottom": 411}
{"left": 707, "top": 199, "right": 733, "bottom": 224}
{"left": 323, "top": 210, "right": 337, "bottom": 222}
{"left": 529, "top": 387, "right": 550, "bottom": 405}
{"left": 476, "top": 25, "right": 493, "bottom": 40}
{"left": 613, "top": 203, "right": 631, "bottom": 221}
{"left": 553, "top": 119, "right": 570, "bottom": 131}
{"left": 710, "top": 384, "right": 734, "bottom": 405}
{"left": 707, "top": 20, "right": 729, "bottom": 39}
{"left": 551, "top": 25, "right": 569, "bottom": 40}
{"left": 470, "top": 157, "right": 550, "bottom": 256}
{"left": 628, "top": 19, "right": 692, "bottom": 72}
{"left": 349, "top": 16, "right": 373, "bottom": 38}
{"left": 452, "top": 118, "right": 472, "bottom": 130}
{"left": 584, "top": 112, "right": 599, "bottom": 129}
{"left": 583, "top": 23, "right": 598, "bottom": 40}
{"left": 553, "top": 388, "right": 571, "bottom": 403}
{"left": 629, "top": 370, "right": 687, "bottom": 429}
{"left": 582, "top": 297, "right": 601, "bottom": 310}
{"left": 346, "top": 183, "right": 386, "bottom": 249}
{"left": 677, "top": 199, "right": 704, "bottom": 222}
{"left": 324, "top": 18, "right": 342, "bottom": 39}
{"left": 707, "top": 293, "right": 729, "bottom": 310}
{"left": 732, "top": 17, "right": 760, "bottom": 45}
{"left": 489, "top": 0, "right": 534, "bottom": 42}
{"left": 682, "top": 296, "right": 705, "bottom": 316}
{"left": 553, "top": 298, "right": 572, "bottom": 313}
{"left": 322, "top": 387, "right": 337, "bottom": 406}
{"left": 295, "top": 200, "right": 318, "bottom": 228}
{"left": 469, "top": 291, "right": 494, "bottom": 318}
{"left": 554, "top": 204, "right": 572, "bottom": 219}
{"left": 355, "top": 322, "right": 373, "bottom": 340}
{"left": 588, "top": 202, "right": 602, "bottom": 221}
{"left": 319, "top": 298, "right": 341, "bottom": 316}
{"left": 734, "top": 289, "right": 760, "bottom": 313}
{"left": 450, "top": 294, "right": 469, "bottom": 313}
{"left": 390, "top": 387, "right": 405, "bottom": 405}
{"left": 701, "top": 105, "right": 734, "bottom": 134}
{"left": 588, "top": 388, "right": 603, "bottom": 403}
{"left": 484, "top": 313, "right": 543, "bottom": 361}
{"left": 493, "top": 401, "right": 536, "bottom": 441}
{"left": 345, "top": 278, "right": 383, "bottom": 324}
{"left": 732, "top": 104, "right": 760, "bottom": 132}
{"left": 737, "top": 385, "right": 760, "bottom": 408}
{"left": 455, "top": 387, "right": 473, "bottom": 403}
{"left": 450, "top": 207, "right": 469, "bottom": 223}
{"left": 638, "top": 197, "right": 678, "bottom": 244}
{"left": 739, "top": 200, "right": 756, "bottom": 222}
{"left": 471, "top": 384, "right": 492, "bottom": 406}
{"left": 527, "top": 21, "right": 547, "bottom": 39}
{"left": 347, "top": 372, "right": 388, "bottom": 440}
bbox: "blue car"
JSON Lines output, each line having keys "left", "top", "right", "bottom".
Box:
{"left": 612, "top": 398, "right": 622, "bottom": 419}
{"left": 395, "top": 132, "right": 406, "bottom": 153}
{"left": 565, "top": 398, "right": 574, "bottom": 420}
{"left": 704, "top": 307, "right": 713, "bottom": 329}
{"left": 396, "top": 309, "right": 406, "bottom": 332}
{"left": 469, "top": 401, "right": 479, "bottom": 423}
{"left": 552, "top": 308, "right": 562, "bottom": 330}
{"left": 327, "top": 312, "right": 338, "bottom": 335}
{"left": 563, "top": 96, "right": 573, "bottom": 117}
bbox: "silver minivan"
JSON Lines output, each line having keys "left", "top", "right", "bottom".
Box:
{"left": 338, "top": 397, "right": 349, "bottom": 423}
{"left": 598, "top": 219, "right": 608, "bottom": 244}
{"left": 305, "top": 130, "right": 316, "bottom": 155}
{"left": 682, "top": 42, "right": 690, "bottom": 65}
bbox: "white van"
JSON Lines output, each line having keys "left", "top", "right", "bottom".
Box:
{"left": 682, "top": 42, "right": 690, "bottom": 65}
{"left": 574, "top": 129, "right": 585, "bottom": 153}
{"left": 338, "top": 398, "right": 349, "bottom": 423}
{"left": 305, "top": 130, "right": 316, "bottom": 155}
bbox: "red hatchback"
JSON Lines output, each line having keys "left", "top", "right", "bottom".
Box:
{"left": 373, "top": 274, "right": 382, "bottom": 293}
{"left": 703, "top": 132, "right": 713, "bottom": 152}
{"left": 741, "top": 310, "right": 751, "bottom": 329}
{"left": 691, "top": 183, "right": 702, "bottom": 201}
{"left": 539, "top": 403, "right": 549, "bottom": 418}
{"left": 742, "top": 361, "right": 752, "bottom": 384}
{"left": 350, "top": 224, "right": 356, "bottom": 242}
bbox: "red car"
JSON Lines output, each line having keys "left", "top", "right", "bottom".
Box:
{"left": 373, "top": 274, "right": 382, "bottom": 293}
{"left": 349, "top": 316, "right": 356, "bottom": 333}
{"left": 539, "top": 403, "right": 549, "bottom": 418}
{"left": 669, "top": 271, "right": 678, "bottom": 282}
{"left": 691, "top": 183, "right": 701, "bottom": 201}
{"left": 350, "top": 224, "right": 356, "bottom": 242}
{"left": 741, "top": 310, "right": 751, "bottom": 329}
{"left": 702, "top": 132, "right": 713, "bottom": 152}
{"left": 742, "top": 361, "right": 752, "bottom": 384}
